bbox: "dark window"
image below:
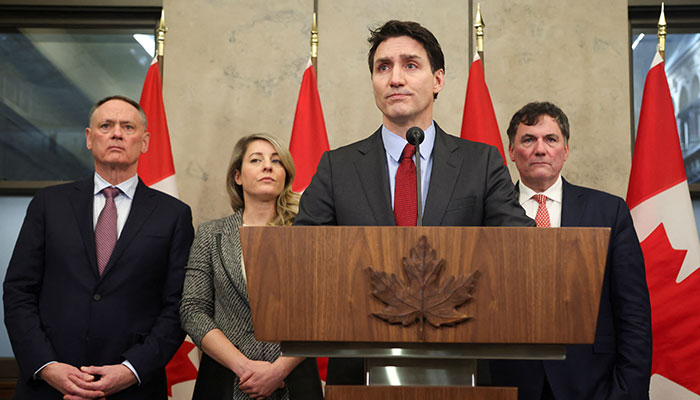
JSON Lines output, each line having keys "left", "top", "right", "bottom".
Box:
{"left": 0, "top": 5, "right": 159, "bottom": 190}
{"left": 630, "top": 5, "right": 700, "bottom": 191}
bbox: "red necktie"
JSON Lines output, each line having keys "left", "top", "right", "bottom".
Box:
{"left": 533, "top": 194, "right": 551, "bottom": 228}
{"left": 394, "top": 144, "right": 417, "bottom": 226}
{"left": 95, "top": 187, "right": 120, "bottom": 275}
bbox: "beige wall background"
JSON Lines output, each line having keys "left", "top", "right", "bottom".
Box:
{"left": 164, "top": 0, "right": 632, "bottom": 227}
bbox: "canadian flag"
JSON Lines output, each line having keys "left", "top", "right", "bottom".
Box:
{"left": 289, "top": 59, "right": 330, "bottom": 192}
{"left": 138, "top": 58, "right": 200, "bottom": 399}
{"left": 138, "top": 58, "right": 178, "bottom": 195}
{"left": 460, "top": 52, "right": 507, "bottom": 165}
{"left": 626, "top": 50, "right": 700, "bottom": 399}
{"left": 289, "top": 59, "right": 329, "bottom": 380}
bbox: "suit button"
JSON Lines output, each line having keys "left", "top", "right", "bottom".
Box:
{"left": 93, "top": 294, "right": 101, "bottom": 301}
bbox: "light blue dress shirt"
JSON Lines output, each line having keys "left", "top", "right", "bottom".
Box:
{"left": 382, "top": 122, "right": 435, "bottom": 213}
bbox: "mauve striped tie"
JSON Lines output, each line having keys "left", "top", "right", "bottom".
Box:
{"left": 96, "top": 187, "right": 120, "bottom": 275}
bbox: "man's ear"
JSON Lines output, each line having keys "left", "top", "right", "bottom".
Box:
{"left": 433, "top": 69, "right": 445, "bottom": 95}
{"left": 508, "top": 144, "right": 516, "bottom": 162}
{"left": 85, "top": 128, "right": 93, "bottom": 151}
{"left": 141, "top": 131, "right": 151, "bottom": 154}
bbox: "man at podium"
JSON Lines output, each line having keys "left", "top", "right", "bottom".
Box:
{"left": 295, "top": 20, "right": 534, "bottom": 385}
{"left": 490, "top": 102, "right": 652, "bottom": 400}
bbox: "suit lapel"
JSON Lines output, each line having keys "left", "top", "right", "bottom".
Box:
{"left": 354, "top": 128, "right": 395, "bottom": 225}
{"left": 218, "top": 214, "right": 249, "bottom": 301}
{"left": 423, "top": 124, "right": 461, "bottom": 226}
{"left": 560, "top": 178, "right": 586, "bottom": 227}
{"left": 516, "top": 179, "right": 584, "bottom": 227}
{"left": 71, "top": 178, "right": 99, "bottom": 277}
{"left": 101, "top": 180, "right": 157, "bottom": 278}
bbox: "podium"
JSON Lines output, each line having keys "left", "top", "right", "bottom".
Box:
{"left": 240, "top": 226, "right": 610, "bottom": 399}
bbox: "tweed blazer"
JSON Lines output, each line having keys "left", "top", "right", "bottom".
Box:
{"left": 180, "top": 210, "right": 287, "bottom": 400}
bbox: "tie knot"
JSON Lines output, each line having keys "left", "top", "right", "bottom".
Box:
{"left": 102, "top": 187, "right": 120, "bottom": 200}
{"left": 532, "top": 194, "right": 547, "bottom": 206}
{"left": 401, "top": 143, "right": 416, "bottom": 160}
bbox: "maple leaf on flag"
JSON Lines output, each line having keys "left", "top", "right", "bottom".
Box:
{"left": 166, "top": 339, "right": 198, "bottom": 397}
{"left": 641, "top": 223, "right": 700, "bottom": 395}
{"left": 368, "top": 236, "right": 481, "bottom": 340}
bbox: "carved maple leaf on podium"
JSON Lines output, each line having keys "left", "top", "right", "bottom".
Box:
{"left": 368, "top": 236, "right": 481, "bottom": 340}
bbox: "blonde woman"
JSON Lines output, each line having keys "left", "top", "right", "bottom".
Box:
{"left": 181, "top": 134, "right": 322, "bottom": 400}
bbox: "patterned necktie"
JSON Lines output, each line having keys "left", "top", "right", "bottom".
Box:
{"left": 533, "top": 194, "right": 551, "bottom": 228}
{"left": 95, "top": 187, "right": 120, "bottom": 275}
{"left": 394, "top": 143, "right": 417, "bottom": 226}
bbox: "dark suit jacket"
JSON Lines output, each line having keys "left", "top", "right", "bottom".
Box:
{"left": 295, "top": 124, "right": 534, "bottom": 384}
{"left": 490, "top": 179, "right": 652, "bottom": 400}
{"left": 296, "top": 123, "right": 533, "bottom": 227}
{"left": 3, "top": 177, "right": 194, "bottom": 400}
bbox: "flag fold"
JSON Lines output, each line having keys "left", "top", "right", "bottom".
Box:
{"left": 627, "top": 50, "right": 700, "bottom": 399}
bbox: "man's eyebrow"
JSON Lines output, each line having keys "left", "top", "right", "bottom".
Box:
{"left": 399, "top": 54, "right": 421, "bottom": 61}
{"left": 374, "top": 54, "right": 422, "bottom": 67}
{"left": 96, "top": 118, "right": 137, "bottom": 125}
{"left": 374, "top": 56, "right": 392, "bottom": 66}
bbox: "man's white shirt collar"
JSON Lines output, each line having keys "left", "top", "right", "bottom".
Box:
{"left": 94, "top": 173, "right": 138, "bottom": 199}
{"left": 518, "top": 175, "right": 563, "bottom": 206}
{"left": 518, "top": 175, "right": 563, "bottom": 227}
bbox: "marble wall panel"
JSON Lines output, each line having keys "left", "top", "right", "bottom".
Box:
{"left": 164, "top": 0, "right": 631, "bottom": 225}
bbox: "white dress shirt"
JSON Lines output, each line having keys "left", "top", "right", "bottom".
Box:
{"left": 93, "top": 173, "right": 138, "bottom": 237}
{"left": 518, "top": 176, "right": 563, "bottom": 228}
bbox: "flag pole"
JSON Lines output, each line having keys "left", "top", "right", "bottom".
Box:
{"left": 657, "top": 2, "right": 666, "bottom": 61}
{"left": 311, "top": 10, "right": 319, "bottom": 75}
{"left": 156, "top": 9, "right": 167, "bottom": 83}
{"left": 474, "top": 3, "right": 485, "bottom": 67}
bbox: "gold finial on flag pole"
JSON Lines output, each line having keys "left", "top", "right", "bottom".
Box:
{"left": 658, "top": 2, "right": 666, "bottom": 60}
{"left": 474, "top": 3, "right": 485, "bottom": 62}
{"left": 156, "top": 9, "right": 167, "bottom": 80}
{"left": 311, "top": 11, "right": 319, "bottom": 73}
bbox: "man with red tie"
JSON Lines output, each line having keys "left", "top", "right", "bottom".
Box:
{"left": 4, "top": 95, "right": 194, "bottom": 399}
{"left": 490, "top": 101, "right": 652, "bottom": 400}
{"left": 295, "top": 20, "right": 533, "bottom": 385}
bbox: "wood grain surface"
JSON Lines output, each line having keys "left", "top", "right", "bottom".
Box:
{"left": 240, "top": 226, "right": 609, "bottom": 344}
{"left": 324, "top": 385, "right": 517, "bottom": 400}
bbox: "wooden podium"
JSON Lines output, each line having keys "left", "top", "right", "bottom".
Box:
{"left": 240, "top": 226, "right": 610, "bottom": 400}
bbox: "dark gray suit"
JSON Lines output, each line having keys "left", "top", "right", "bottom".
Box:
{"left": 296, "top": 123, "right": 533, "bottom": 227}
{"left": 295, "top": 123, "right": 535, "bottom": 383}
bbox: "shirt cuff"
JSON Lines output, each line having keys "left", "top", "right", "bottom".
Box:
{"left": 34, "top": 361, "right": 57, "bottom": 380}
{"left": 122, "top": 360, "right": 141, "bottom": 385}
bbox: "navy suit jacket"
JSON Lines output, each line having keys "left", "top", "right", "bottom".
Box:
{"left": 490, "top": 179, "right": 652, "bottom": 400}
{"left": 4, "top": 177, "right": 194, "bottom": 399}
{"left": 295, "top": 124, "right": 534, "bottom": 384}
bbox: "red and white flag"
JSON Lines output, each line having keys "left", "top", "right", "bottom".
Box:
{"left": 289, "top": 59, "right": 329, "bottom": 192}
{"left": 626, "top": 50, "right": 700, "bottom": 399}
{"left": 289, "top": 59, "right": 329, "bottom": 380}
{"left": 138, "top": 58, "right": 200, "bottom": 399}
{"left": 460, "top": 52, "right": 506, "bottom": 165}
{"left": 138, "top": 58, "right": 178, "bottom": 196}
